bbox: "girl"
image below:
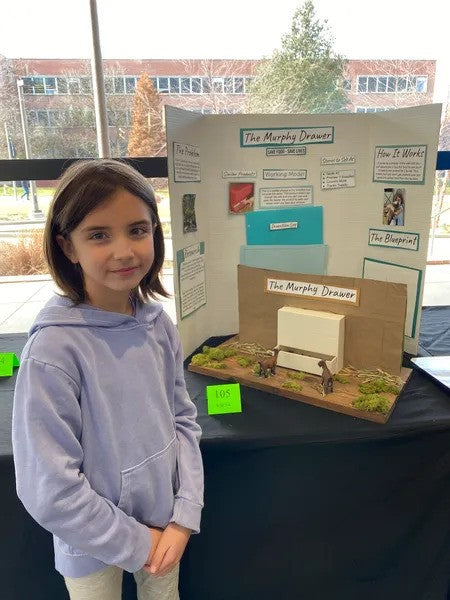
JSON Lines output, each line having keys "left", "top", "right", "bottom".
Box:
{"left": 12, "top": 160, "right": 204, "bottom": 600}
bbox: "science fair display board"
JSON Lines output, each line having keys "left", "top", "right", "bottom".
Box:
{"left": 166, "top": 103, "right": 441, "bottom": 364}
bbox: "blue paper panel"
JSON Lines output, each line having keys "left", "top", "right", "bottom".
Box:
{"left": 240, "top": 244, "right": 328, "bottom": 275}
{"left": 245, "top": 206, "right": 323, "bottom": 245}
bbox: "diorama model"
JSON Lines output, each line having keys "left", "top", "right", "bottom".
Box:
{"left": 188, "top": 266, "right": 410, "bottom": 424}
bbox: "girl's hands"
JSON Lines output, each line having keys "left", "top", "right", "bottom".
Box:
{"left": 144, "top": 523, "right": 191, "bottom": 577}
{"left": 146, "top": 527, "right": 163, "bottom": 565}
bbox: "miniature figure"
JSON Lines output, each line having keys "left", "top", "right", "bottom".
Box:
{"left": 318, "top": 359, "right": 333, "bottom": 394}
{"left": 257, "top": 348, "right": 279, "bottom": 378}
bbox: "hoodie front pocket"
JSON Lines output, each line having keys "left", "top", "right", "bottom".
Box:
{"left": 117, "top": 437, "right": 177, "bottom": 527}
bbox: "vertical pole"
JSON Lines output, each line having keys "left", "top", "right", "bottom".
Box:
{"left": 4, "top": 122, "right": 18, "bottom": 201}
{"left": 16, "top": 79, "right": 43, "bottom": 218}
{"left": 89, "top": 0, "right": 110, "bottom": 158}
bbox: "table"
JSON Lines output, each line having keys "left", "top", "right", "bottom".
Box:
{"left": 1, "top": 325, "right": 450, "bottom": 600}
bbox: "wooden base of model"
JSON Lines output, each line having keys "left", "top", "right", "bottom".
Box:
{"left": 188, "top": 338, "right": 411, "bottom": 424}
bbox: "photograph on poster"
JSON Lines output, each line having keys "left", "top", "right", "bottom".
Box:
{"left": 229, "top": 182, "right": 255, "bottom": 214}
{"left": 182, "top": 194, "right": 197, "bottom": 233}
{"left": 383, "top": 188, "right": 405, "bottom": 226}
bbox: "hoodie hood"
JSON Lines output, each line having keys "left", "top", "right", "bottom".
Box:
{"left": 29, "top": 294, "right": 164, "bottom": 336}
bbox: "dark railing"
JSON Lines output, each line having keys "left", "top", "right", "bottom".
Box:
{"left": 0, "top": 152, "right": 449, "bottom": 182}
{"left": 0, "top": 157, "right": 168, "bottom": 181}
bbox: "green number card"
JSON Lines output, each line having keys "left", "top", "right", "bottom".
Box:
{"left": 206, "top": 383, "right": 242, "bottom": 415}
{"left": 0, "top": 353, "right": 20, "bottom": 377}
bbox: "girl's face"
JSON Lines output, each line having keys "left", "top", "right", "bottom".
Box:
{"left": 57, "top": 187, "right": 155, "bottom": 312}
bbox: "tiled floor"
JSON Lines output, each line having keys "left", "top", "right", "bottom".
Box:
{"left": 0, "top": 275, "right": 177, "bottom": 334}
{"left": 0, "top": 263, "right": 449, "bottom": 336}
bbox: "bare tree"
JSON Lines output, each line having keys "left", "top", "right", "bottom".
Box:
{"left": 0, "top": 56, "right": 26, "bottom": 160}
{"left": 349, "top": 59, "right": 435, "bottom": 111}
{"left": 178, "top": 58, "right": 257, "bottom": 114}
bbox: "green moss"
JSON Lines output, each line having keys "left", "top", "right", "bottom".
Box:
{"left": 208, "top": 348, "right": 226, "bottom": 361}
{"left": 191, "top": 353, "right": 210, "bottom": 366}
{"left": 286, "top": 371, "right": 306, "bottom": 380}
{"left": 352, "top": 394, "right": 390, "bottom": 414}
{"left": 202, "top": 345, "right": 211, "bottom": 355}
{"left": 282, "top": 381, "right": 303, "bottom": 391}
{"left": 236, "top": 356, "right": 254, "bottom": 367}
{"left": 358, "top": 379, "right": 400, "bottom": 395}
{"left": 223, "top": 348, "right": 237, "bottom": 358}
{"left": 252, "top": 364, "right": 261, "bottom": 375}
{"left": 333, "top": 373, "right": 349, "bottom": 384}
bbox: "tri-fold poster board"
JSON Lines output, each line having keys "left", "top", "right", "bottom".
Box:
{"left": 166, "top": 103, "right": 442, "bottom": 369}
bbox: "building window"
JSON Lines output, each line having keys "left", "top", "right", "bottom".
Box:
{"left": 234, "top": 77, "right": 244, "bottom": 93}
{"left": 397, "top": 77, "right": 407, "bottom": 92}
{"left": 355, "top": 106, "right": 393, "bottom": 113}
{"left": 191, "top": 77, "right": 202, "bottom": 94}
{"left": 357, "top": 74, "right": 429, "bottom": 94}
{"left": 377, "top": 77, "right": 387, "bottom": 92}
{"left": 56, "top": 77, "right": 68, "bottom": 94}
{"left": 68, "top": 78, "right": 81, "bottom": 94}
{"left": 180, "top": 77, "right": 191, "bottom": 93}
{"left": 80, "top": 77, "right": 92, "bottom": 94}
{"left": 125, "top": 77, "right": 137, "bottom": 94}
{"left": 22, "top": 77, "right": 44, "bottom": 94}
{"left": 202, "top": 77, "right": 211, "bottom": 93}
{"left": 224, "top": 77, "right": 233, "bottom": 94}
{"left": 387, "top": 77, "right": 396, "bottom": 92}
{"left": 158, "top": 77, "right": 169, "bottom": 93}
{"left": 114, "top": 77, "right": 125, "bottom": 94}
{"left": 416, "top": 76, "right": 428, "bottom": 92}
{"left": 212, "top": 77, "right": 224, "bottom": 93}
{"left": 104, "top": 77, "right": 114, "bottom": 94}
{"left": 170, "top": 77, "right": 180, "bottom": 94}
{"left": 367, "top": 76, "right": 377, "bottom": 92}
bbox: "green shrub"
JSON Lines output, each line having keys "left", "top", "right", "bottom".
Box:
{"left": 282, "top": 381, "right": 303, "bottom": 391}
{"left": 352, "top": 394, "right": 390, "bottom": 414}
{"left": 208, "top": 348, "right": 225, "bottom": 361}
{"left": 252, "top": 363, "right": 261, "bottom": 375}
{"left": 223, "top": 348, "right": 237, "bottom": 358}
{"left": 334, "top": 373, "right": 349, "bottom": 384}
{"left": 286, "top": 371, "right": 306, "bottom": 380}
{"left": 358, "top": 379, "right": 399, "bottom": 395}
{"left": 191, "top": 353, "right": 209, "bottom": 366}
{"left": 236, "top": 356, "right": 254, "bottom": 367}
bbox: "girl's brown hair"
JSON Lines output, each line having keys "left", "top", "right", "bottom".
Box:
{"left": 44, "top": 159, "right": 169, "bottom": 304}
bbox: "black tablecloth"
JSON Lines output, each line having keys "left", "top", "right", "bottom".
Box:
{"left": 1, "top": 309, "right": 450, "bottom": 600}
{"left": 419, "top": 306, "right": 450, "bottom": 357}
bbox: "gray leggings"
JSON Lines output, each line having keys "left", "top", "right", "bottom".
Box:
{"left": 64, "top": 564, "right": 180, "bottom": 600}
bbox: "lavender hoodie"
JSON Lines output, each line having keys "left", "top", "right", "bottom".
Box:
{"left": 12, "top": 295, "right": 203, "bottom": 577}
